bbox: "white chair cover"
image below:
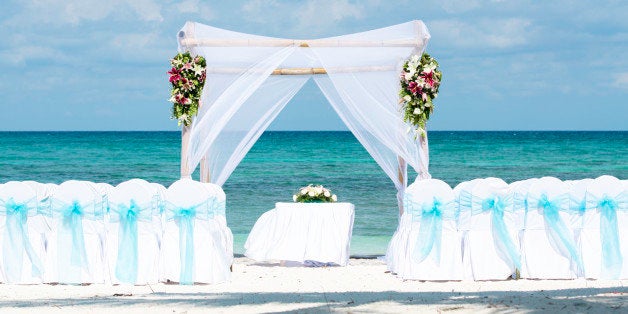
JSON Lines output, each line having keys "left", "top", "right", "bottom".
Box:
{"left": 453, "top": 178, "right": 482, "bottom": 280}
{"left": 201, "top": 183, "right": 233, "bottom": 263}
{"left": 582, "top": 175, "right": 627, "bottom": 279}
{"left": 106, "top": 179, "right": 161, "bottom": 285}
{"left": 45, "top": 180, "right": 107, "bottom": 284}
{"left": 160, "top": 179, "right": 232, "bottom": 284}
{"left": 245, "top": 202, "right": 355, "bottom": 266}
{"left": 521, "top": 177, "right": 581, "bottom": 279}
{"left": 385, "top": 179, "right": 462, "bottom": 280}
{"left": 460, "top": 178, "right": 520, "bottom": 280}
{"left": 0, "top": 182, "right": 45, "bottom": 284}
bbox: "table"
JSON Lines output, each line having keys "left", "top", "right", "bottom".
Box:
{"left": 244, "top": 202, "right": 355, "bottom": 266}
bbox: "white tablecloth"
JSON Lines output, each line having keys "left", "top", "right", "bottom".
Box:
{"left": 244, "top": 202, "right": 355, "bottom": 266}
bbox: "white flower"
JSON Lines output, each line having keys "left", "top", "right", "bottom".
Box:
{"left": 315, "top": 186, "right": 323, "bottom": 195}
{"left": 293, "top": 195, "right": 297, "bottom": 202}
{"left": 404, "top": 72, "right": 413, "bottom": 81}
{"left": 403, "top": 95, "right": 412, "bottom": 102}
{"left": 413, "top": 108, "right": 422, "bottom": 115}
{"left": 324, "top": 191, "right": 330, "bottom": 197}
{"left": 411, "top": 55, "right": 420, "bottom": 63}
{"left": 308, "top": 191, "right": 316, "bottom": 197}
{"left": 331, "top": 195, "right": 337, "bottom": 202}
{"left": 423, "top": 63, "right": 436, "bottom": 73}
{"left": 301, "top": 189, "right": 307, "bottom": 195}
{"left": 178, "top": 114, "right": 188, "bottom": 121}
{"left": 192, "top": 63, "right": 204, "bottom": 76}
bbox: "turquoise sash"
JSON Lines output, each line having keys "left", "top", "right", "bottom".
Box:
{"left": 532, "top": 193, "right": 583, "bottom": 272}
{"left": 1, "top": 197, "right": 44, "bottom": 282}
{"left": 164, "top": 198, "right": 224, "bottom": 285}
{"left": 406, "top": 194, "right": 455, "bottom": 264}
{"left": 586, "top": 192, "right": 627, "bottom": 279}
{"left": 109, "top": 199, "right": 154, "bottom": 284}
{"left": 52, "top": 199, "right": 103, "bottom": 283}
{"left": 476, "top": 195, "right": 521, "bottom": 270}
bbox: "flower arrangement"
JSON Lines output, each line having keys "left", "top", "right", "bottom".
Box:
{"left": 399, "top": 52, "right": 442, "bottom": 136}
{"left": 293, "top": 185, "right": 337, "bottom": 203}
{"left": 167, "top": 51, "right": 207, "bottom": 126}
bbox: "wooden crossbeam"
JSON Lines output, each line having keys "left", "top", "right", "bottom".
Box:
{"left": 203, "top": 65, "right": 394, "bottom": 75}
{"left": 179, "top": 38, "right": 419, "bottom": 48}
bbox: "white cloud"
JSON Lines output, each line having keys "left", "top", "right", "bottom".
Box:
{"left": 613, "top": 73, "right": 628, "bottom": 90}
{"left": 176, "top": 0, "right": 212, "bottom": 19}
{"left": 6, "top": 0, "right": 163, "bottom": 26}
{"left": 296, "top": 0, "right": 364, "bottom": 30}
{"left": 240, "top": 0, "right": 364, "bottom": 36}
{"left": 430, "top": 18, "right": 532, "bottom": 49}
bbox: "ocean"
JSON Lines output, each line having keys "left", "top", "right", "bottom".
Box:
{"left": 1, "top": 131, "right": 626, "bottom": 255}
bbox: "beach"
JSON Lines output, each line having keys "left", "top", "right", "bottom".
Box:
{"left": 0, "top": 257, "right": 624, "bottom": 313}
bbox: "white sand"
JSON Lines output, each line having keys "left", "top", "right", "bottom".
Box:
{"left": 0, "top": 257, "right": 625, "bottom": 313}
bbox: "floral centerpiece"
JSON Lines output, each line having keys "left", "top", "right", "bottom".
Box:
{"left": 293, "top": 185, "right": 337, "bottom": 203}
{"left": 399, "top": 52, "right": 442, "bottom": 137}
{"left": 167, "top": 51, "right": 207, "bottom": 126}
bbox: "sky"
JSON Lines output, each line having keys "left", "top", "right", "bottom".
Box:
{"left": 0, "top": 0, "right": 626, "bottom": 131}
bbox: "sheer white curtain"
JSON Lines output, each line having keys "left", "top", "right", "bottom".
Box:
{"left": 311, "top": 21, "right": 431, "bottom": 214}
{"left": 179, "top": 21, "right": 431, "bottom": 213}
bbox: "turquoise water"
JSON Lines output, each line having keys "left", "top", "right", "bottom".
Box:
{"left": 1, "top": 131, "right": 626, "bottom": 255}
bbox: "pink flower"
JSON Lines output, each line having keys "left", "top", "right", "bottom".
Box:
{"left": 168, "top": 67, "right": 181, "bottom": 83}
{"left": 182, "top": 62, "right": 192, "bottom": 70}
{"left": 422, "top": 93, "right": 428, "bottom": 101}
{"left": 181, "top": 77, "right": 194, "bottom": 91}
{"left": 408, "top": 81, "right": 420, "bottom": 95}
{"left": 174, "top": 94, "right": 191, "bottom": 105}
{"left": 421, "top": 71, "right": 434, "bottom": 88}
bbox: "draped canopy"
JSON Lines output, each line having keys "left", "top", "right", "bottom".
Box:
{"left": 177, "top": 20, "right": 432, "bottom": 214}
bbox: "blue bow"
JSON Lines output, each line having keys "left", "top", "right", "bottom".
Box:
{"left": 537, "top": 194, "right": 583, "bottom": 272}
{"left": 412, "top": 197, "right": 444, "bottom": 264}
{"left": 482, "top": 196, "right": 521, "bottom": 270}
{"left": 597, "top": 195, "right": 622, "bottom": 279}
{"left": 3, "top": 198, "right": 44, "bottom": 282}
{"left": 114, "top": 200, "right": 142, "bottom": 284}
{"left": 62, "top": 201, "right": 88, "bottom": 270}
{"left": 174, "top": 207, "right": 196, "bottom": 285}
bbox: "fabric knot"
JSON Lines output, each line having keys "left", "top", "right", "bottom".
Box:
{"left": 68, "top": 201, "right": 83, "bottom": 216}
{"left": 599, "top": 195, "right": 618, "bottom": 216}
{"left": 7, "top": 200, "right": 27, "bottom": 215}
{"left": 538, "top": 194, "right": 559, "bottom": 215}
{"left": 177, "top": 208, "right": 196, "bottom": 218}
{"left": 423, "top": 198, "right": 442, "bottom": 216}
{"left": 482, "top": 196, "right": 504, "bottom": 216}
{"left": 125, "top": 200, "right": 139, "bottom": 219}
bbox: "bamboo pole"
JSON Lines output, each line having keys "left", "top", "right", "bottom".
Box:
{"left": 202, "top": 65, "right": 394, "bottom": 75}
{"left": 397, "top": 156, "right": 407, "bottom": 216}
{"left": 180, "top": 125, "right": 192, "bottom": 179}
{"left": 179, "top": 38, "right": 420, "bottom": 48}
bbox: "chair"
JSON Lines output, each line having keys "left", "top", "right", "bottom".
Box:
{"left": 45, "top": 180, "right": 107, "bottom": 284}
{"left": 160, "top": 179, "right": 232, "bottom": 284}
{"left": 386, "top": 179, "right": 462, "bottom": 280}
{"left": 0, "top": 181, "right": 45, "bottom": 284}
{"left": 581, "top": 175, "right": 627, "bottom": 279}
{"left": 106, "top": 179, "right": 161, "bottom": 285}
{"left": 201, "top": 182, "right": 233, "bottom": 264}
{"left": 453, "top": 178, "right": 482, "bottom": 280}
{"left": 521, "top": 177, "right": 581, "bottom": 279}
{"left": 460, "top": 178, "right": 520, "bottom": 280}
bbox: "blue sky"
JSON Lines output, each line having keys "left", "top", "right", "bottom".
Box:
{"left": 0, "top": 0, "right": 626, "bottom": 131}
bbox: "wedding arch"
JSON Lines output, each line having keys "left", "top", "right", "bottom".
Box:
{"left": 177, "top": 20, "right": 432, "bottom": 215}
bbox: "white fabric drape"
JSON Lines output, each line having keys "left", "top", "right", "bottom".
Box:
{"left": 179, "top": 21, "right": 432, "bottom": 211}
